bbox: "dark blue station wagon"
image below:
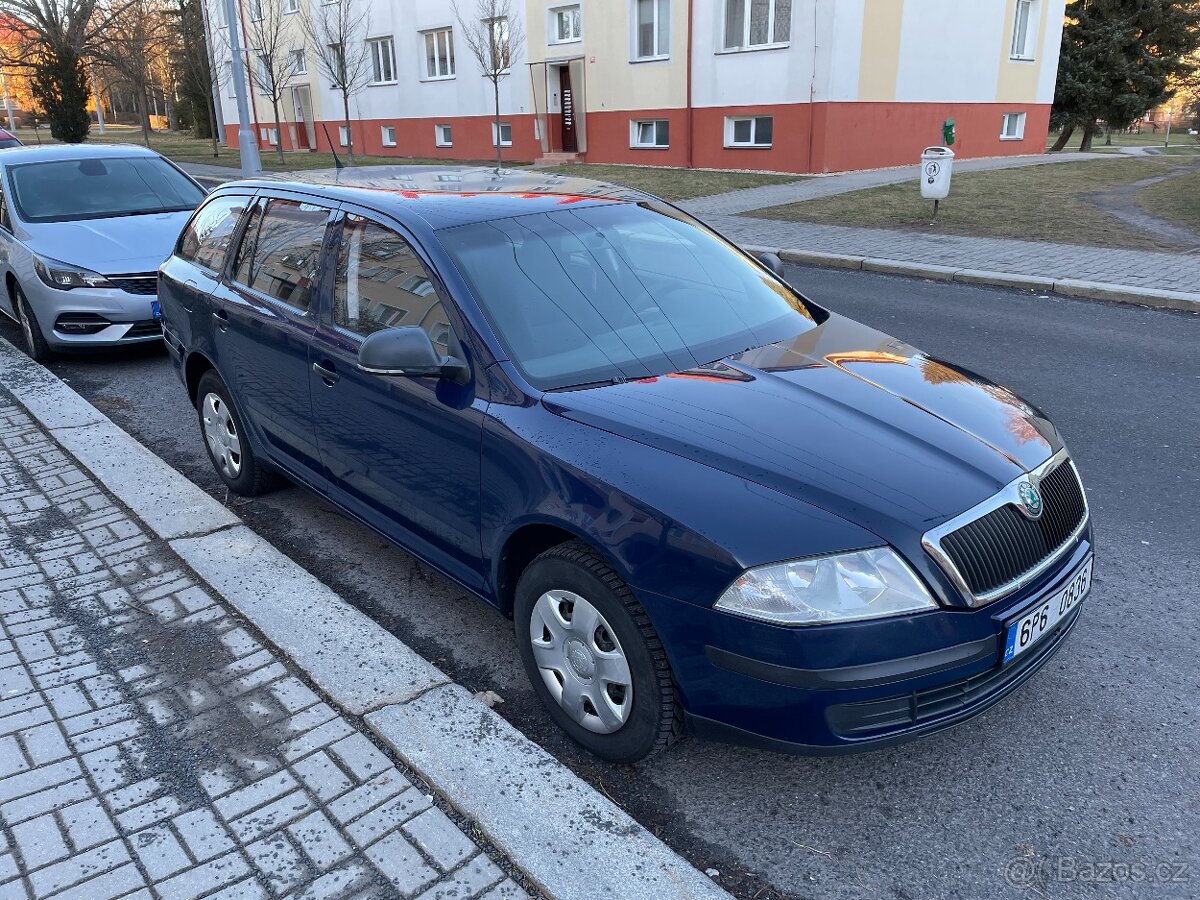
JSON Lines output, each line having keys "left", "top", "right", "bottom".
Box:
{"left": 158, "top": 167, "right": 1094, "bottom": 762}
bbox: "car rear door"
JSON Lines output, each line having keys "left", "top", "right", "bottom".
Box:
{"left": 308, "top": 207, "right": 487, "bottom": 594}
{"left": 210, "top": 192, "right": 335, "bottom": 476}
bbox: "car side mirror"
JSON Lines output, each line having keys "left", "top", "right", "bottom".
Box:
{"left": 757, "top": 252, "right": 785, "bottom": 278}
{"left": 357, "top": 326, "right": 470, "bottom": 385}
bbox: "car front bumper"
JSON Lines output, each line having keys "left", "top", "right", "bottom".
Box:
{"left": 640, "top": 532, "right": 1093, "bottom": 754}
{"left": 24, "top": 277, "right": 161, "bottom": 349}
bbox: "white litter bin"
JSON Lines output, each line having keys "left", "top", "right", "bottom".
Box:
{"left": 920, "top": 146, "right": 955, "bottom": 200}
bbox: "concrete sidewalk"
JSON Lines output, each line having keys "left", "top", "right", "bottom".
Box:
{"left": 0, "top": 388, "right": 526, "bottom": 900}
{"left": 0, "top": 341, "right": 729, "bottom": 900}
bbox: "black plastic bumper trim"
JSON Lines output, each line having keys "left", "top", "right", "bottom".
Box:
{"left": 704, "top": 634, "right": 998, "bottom": 691}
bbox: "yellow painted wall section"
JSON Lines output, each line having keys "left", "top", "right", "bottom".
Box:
{"left": 996, "top": 0, "right": 1049, "bottom": 102}
{"left": 858, "top": 0, "right": 905, "bottom": 102}
{"left": 525, "top": 0, "right": 687, "bottom": 112}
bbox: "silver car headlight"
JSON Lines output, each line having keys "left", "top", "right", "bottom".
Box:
{"left": 33, "top": 256, "right": 117, "bottom": 291}
{"left": 714, "top": 547, "right": 937, "bottom": 626}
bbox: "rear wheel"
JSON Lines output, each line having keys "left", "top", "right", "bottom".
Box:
{"left": 515, "top": 541, "right": 683, "bottom": 762}
{"left": 14, "top": 284, "right": 53, "bottom": 363}
{"left": 195, "top": 370, "right": 275, "bottom": 496}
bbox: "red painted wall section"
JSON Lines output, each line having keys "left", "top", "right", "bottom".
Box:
{"left": 223, "top": 102, "right": 1051, "bottom": 174}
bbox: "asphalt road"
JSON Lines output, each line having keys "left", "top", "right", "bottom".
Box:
{"left": 3, "top": 267, "right": 1197, "bottom": 900}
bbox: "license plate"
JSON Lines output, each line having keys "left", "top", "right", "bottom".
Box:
{"left": 151, "top": 300, "right": 162, "bottom": 320}
{"left": 1003, "top": 556, "right": 1092, "bottom": 663}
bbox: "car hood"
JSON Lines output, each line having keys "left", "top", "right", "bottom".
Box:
{"left": 18, "top": 210, "right": 193, "bottom": 274}
{"left": 544, "top": 312, "right": 1061, "bottom": 539}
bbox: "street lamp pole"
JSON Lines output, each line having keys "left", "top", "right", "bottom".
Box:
{"left": 89, "top": 65, "right": 106, "bottom": 134}
{"left": 224, "top": 0, "right": 261, "bottom": 176}
{"left": 1, "top": 73, "right": 14, "bottom": 133}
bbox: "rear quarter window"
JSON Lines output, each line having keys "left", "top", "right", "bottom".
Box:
{"left": 177, "top": 195, "right": 252, "bottom": 273}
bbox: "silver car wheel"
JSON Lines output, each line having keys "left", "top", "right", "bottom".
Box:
{"left": 201, "top": 392, "right": 242, "bottom": 480}
{"left": 17, "top": 295, "right": 36, "bottom": 349}
{"left": 529, "top": 589, "right": 633, "bottom": 734}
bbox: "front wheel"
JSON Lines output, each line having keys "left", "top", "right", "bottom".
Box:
{"left": 15, "top": 284, "right": 54, "bottom": 363}
{"left": 514, "top": 541, "right": 683, "bottom": 762}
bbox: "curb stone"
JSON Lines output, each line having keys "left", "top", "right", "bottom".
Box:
{"left": 0, "top": 337, "right": 730, "bottom": 900}
{"left": 766, "top": 248, "right": 1200, "bottom": 311}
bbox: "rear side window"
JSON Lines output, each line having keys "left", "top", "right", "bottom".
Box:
{"left": 231, "top": 197, "right": 329, "bottom": 312}
{"left": 177, "top": 195, "right": 250, "bottom": 273}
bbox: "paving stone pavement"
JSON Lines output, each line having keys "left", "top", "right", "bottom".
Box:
{"left": 0, "top": 388, "right": 528, "bottom": 900}
{"left": 704, "top": 213, "right": 1200, "bottom": 293}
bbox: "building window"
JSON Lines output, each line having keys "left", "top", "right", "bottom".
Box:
{"left": 329, "top": 43, "right": 347, "bottom": 84}
{"left": 381, "top": 125, "right": 397, "bottom": 147}
{"left": 224, "top": 61, "right": 235, "bottom": 98}
{"left": 247, "top": 0, "right": 262, "bottom": 21}
{"left": 368, "top": 37, "right": 396, "bottom": 84}
{"left": 634, "top": 0, "right": 669, "bottom": 59}
{"left": 1001, "top": 112, "right": 1026, "bottom": 140}
{"left": 550, "top": 4, "right": 581, "bottom": 43}
{"left": 289, "top": 49, "right": 306, "bottom": 74}
{"left": 261, "top": 127, "right": 280, "bottom": 146}
{"left": 723, "top": 0, "right": 791, "bottom": 50}
{"left": 725, "top": 115, "right": 773, "bottom": 147}
{"left": 339, "top": 125, "right": 351, "bottom": 146}
{"left": 254, "top": 55, "right": 272, "bottom": 94}
{"left": 282, "top": 0, "right": 298, "bottom": 13}
{"left": 631, "top": 119, "right": 669, "bottom": 148}
{"left": 211, "top": 0, "right": 226, "bottom": 28}
{"left": 492, "top": 122, "right": 512, "bottom": 147}
{"left": 422, "top": 27, "right": 455, "bottom": 79}
{"left": 484, "top": 17, "right": 513, "bottom": 71}
{"left": 435, "top": 124, "right": 453, "bottom": 147}
{"left": 1010, "top": 0, "right": 1037, "bottom": 59}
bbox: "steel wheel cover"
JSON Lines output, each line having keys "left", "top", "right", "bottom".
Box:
{"left": 201, "top": 392, "right": 243, "bottom": 479}
{"left": 529, "top": 589, "right": 634, "bottom": 734}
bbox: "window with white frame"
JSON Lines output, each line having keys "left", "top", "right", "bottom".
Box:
{"left": 381, "top": 125, "right": 397, "bottom": 147}
{"left": 1010, "top": 0, "right": 1037, "bottom": 59}
{"left": 725, "top": 115, "right": 773, "bottom": 147}
{"left": 634, "top": 0, "right": 669, "bottom": 59}
{"left": 211, "top": 0, "right": 226, "bottom": 28}
{"left": 262, "top": 127, "right": 279, "bottom": 146}
{"left": 435, "top": 124, "right": 453, "bottom": 147}
{"left": 484, "top": 17, "right": 512, "bottom": 71}
{"left": 723, "top": 0, "right": 791, "bottom": 50}
{"left": 492, "top": 122, "right": 512, "bottom": 147}
{"left": 247, "top": 0, "right": 262, "bottom": 21}
{"left": 254, "top": 55, "right": 272, "bottom": 94}
{"left": 631, "top": 119, "right": 669, "bottom": 148}
{"left": 368, "top": 37, "right": 396, "bottom": 83}
{"left": 224, "top": 61, "right": 235, "bottom": 98}
{"left": 422, "top": 27, "right": 455, "bottom": 79}
{"left": 339, "top": 125, "right": 351, "bottom": 146}
{"left": 282, "top": 0, "right": 298, "bottom": 13}
{"left": 329, "top": 43, "right": 347, "bottom": 84}
{"left": 289, "top": 49, "right": 306, "bottom": 74}
{"left": 550, "top": 4, "right": 581, "bottom": 43}
{"left": 1001, "top": 112, "right": 1026, "bottom": 140}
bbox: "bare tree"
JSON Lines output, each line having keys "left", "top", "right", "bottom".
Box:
{"left": 298, "top": 0, "right": 370, "bottom": 164}
{"left": 95, "top": 0, "right": 170, "bottom": 144}
{"left": 243, "top": 0, "right": 300, "bottom": 162}
{"left": 166, "top": 0, "right": 225, "bottom": 156}
{"left": 454, "top": 0, "right": 524, "bottom": 172}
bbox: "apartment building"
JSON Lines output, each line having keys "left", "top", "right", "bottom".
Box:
{"left": 210, "top": 0, "right": 1066, "bottom": 174}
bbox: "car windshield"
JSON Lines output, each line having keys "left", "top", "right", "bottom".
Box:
{"left": 7, "top": 156, "right": 206, "bottom": 223}
{"left": 439, "top": 203, "right": 818, "bottom": 391}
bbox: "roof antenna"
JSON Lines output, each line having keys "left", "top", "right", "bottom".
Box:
{"left": 321, "top": 124, "right": 344, "bottom": 170}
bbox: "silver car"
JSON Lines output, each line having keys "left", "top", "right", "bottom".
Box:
{"left": 0, "top": 143, "right": 207, "bottom": 361}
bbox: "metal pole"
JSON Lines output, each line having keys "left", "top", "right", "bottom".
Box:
{"left": 224, "top": 0, "right": 261, "bottom": 176}
{"left": 90, "top": 66, "right": 106, "bottom": 134}
{"left": 1, "top": 73, "right": 14, "bottom": 133}
{"left": 1165, "top": 110, "right": 1173, "bottom": 148}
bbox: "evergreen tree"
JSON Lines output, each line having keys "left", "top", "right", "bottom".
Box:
{"left": 1051, "top": 0, "right": 1200, "bottom": 151}
{"left": 29, "top": 44, "right": 90, "bottom": 142}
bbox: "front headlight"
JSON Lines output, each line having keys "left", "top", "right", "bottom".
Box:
{"left": 715, "top": 547, "right": 937, "bottom": 626}
{"left": 33, "top": 256, "right": 117, "bottom": 291}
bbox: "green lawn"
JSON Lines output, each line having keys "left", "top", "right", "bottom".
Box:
{"left": 754, "top": 157, "right": 1192, "bottom": 251}
{"left": 540, "top": 163, "right": 804, "bottom": 201}
{"left": 1047, "top": 127, "right": 1200, "bottom": 150}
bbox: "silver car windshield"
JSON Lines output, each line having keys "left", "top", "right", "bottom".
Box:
{"left": 7, "top": 157, "right": 206, "bottom": 224}
{"left": 439, "top": 202, "right": 818, "bottom": 391}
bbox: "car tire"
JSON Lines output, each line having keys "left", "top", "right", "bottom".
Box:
{"left": 15, "top": 284, "right": 54, "bottom": 363}
{"left": 195, "top": 370, "right": 275, "bottom": 496}
{"left": 514, "top": 541, "right": 684, "bottom": 763}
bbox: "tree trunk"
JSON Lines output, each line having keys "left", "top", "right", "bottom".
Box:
{"left": 272, "top": 98, "right": 285, "bottom": 164}
{"left": 137, "top": 88, "right": 151, "bottom": 144}
{"left": 1104, "top": 126, "right": 1112, "bottom": 146}
{"left": 493, "top": 77, "right": 501, "bottom": 173}
{"left": 1079, "top": 122, "right": 1096, "bottom": 151}
{"left": 1049, "top": 122, "right": 1076, "bottom": 152}
{"left": 342, "top": 92, "right": 354, "bottom": 165}
{"left": 204, "top": 90, "right": 219, "bottom": 158}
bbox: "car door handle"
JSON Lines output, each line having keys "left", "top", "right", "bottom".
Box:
{"left": 212, "top": 309, "right": 229, "bottom": 332}
{"left": 313, "top": 361, "right": 339, "bottom": 385}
